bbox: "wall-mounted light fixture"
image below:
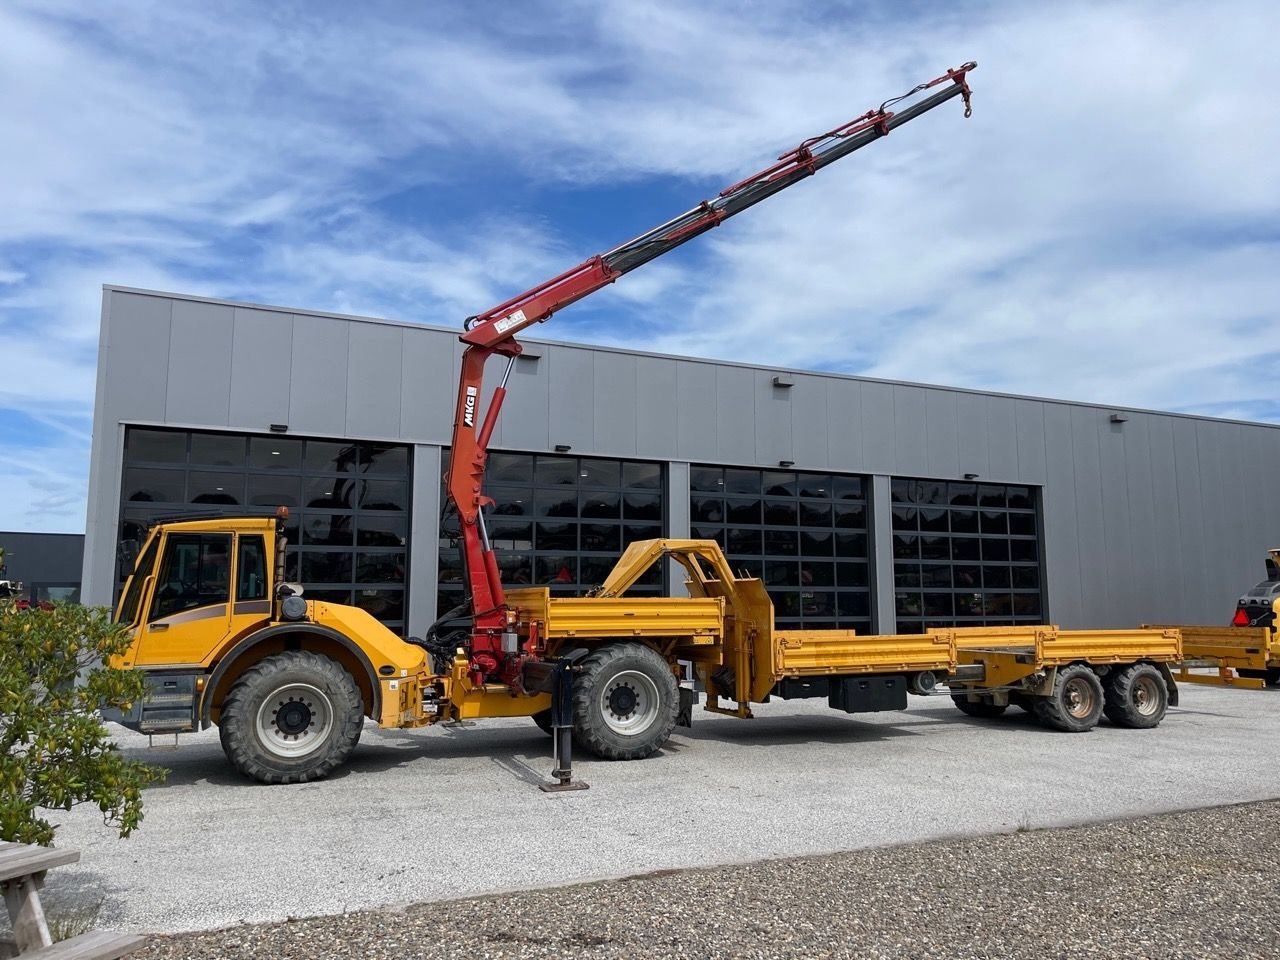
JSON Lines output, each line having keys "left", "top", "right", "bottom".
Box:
{"left": 269, "top": 423, "right": 288, "bottom": 433}
{"left": 554, "top": 444, "right": 572, "bottom": 453}
{"left": 779, "top": 459, "right": 795, "bottom": 467}
{"left": 963, "top": 473, "right": 980, "bottom": 480}
{"left": 1109, "top": 413, "right": 1129, "bottom": 423}
{"left": 772, "top": 375, "right": 794, "bottom": 388}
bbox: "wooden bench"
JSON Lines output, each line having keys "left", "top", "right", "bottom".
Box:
{"left": 0, "top": 842, "right": 142, "bottom": 959}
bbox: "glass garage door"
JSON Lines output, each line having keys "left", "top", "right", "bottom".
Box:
{"left": 891, "top": 478, "right": 1044, "bottom": 633}
{"left": 119, "top": 427, "right": 411, "bottom": 631}
{"left": 690, "top": 466, "right": 871, "bottom": 633}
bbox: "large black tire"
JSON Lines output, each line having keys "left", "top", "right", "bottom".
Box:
{"left": 1103, "top": 663, "right": 1169, "bottom": 729}
{"left": 1033, "top": 663, "right": 1104, "bottom": 733}
{"left": 532, "top": 708, "right": 554, "bottom": 736}
{"left": 951, "top": 694, "right": 1008, "bottom": 718}
{"left": 572, "top": 643, "right": 678, "bottom": 760}
{"left": 219, "top": 651, "right": 364, "bottom": 784}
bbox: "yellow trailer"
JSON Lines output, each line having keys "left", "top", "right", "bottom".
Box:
{"left": 105, "top": 517, "right": 1196, "bottom": 784}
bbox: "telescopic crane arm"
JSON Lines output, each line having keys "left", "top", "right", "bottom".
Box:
{"left": 444, "top": 62, "right": 977, "bottom": 684}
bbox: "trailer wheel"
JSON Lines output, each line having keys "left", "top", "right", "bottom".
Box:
{"left": 950, "top": 694, "right": 1008, "bottom": 718}
{"left": 1103, "top": 663, "right": 1169, "bottom": 729}
{"left": 532, "top": 708, "right": 554, "bottom": 736}
{"left": 572, "top": 642, "right": 678, "bottom": 760}
{"left": 1033, "top": 664, "right": 1104, "bottom": 733}
{"left": 219, "top": 651, "right": 364, "bottom": 784}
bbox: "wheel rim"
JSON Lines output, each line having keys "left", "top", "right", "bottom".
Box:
{"left": 256, "top": 682, "right": 333, "bottom": 758}
{"left": 1132, "top": 675, "right": 1162, "bottom": 716}
{"left": 1063, "top": 676, "right": 1097, "bottom": 719}
{"left": 599, "top": 670, "right": 660, "bottom": 735}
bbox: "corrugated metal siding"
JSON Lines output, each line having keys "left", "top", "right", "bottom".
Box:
{"left": 84, "top": 287, "right": 1280, "bottom": 634}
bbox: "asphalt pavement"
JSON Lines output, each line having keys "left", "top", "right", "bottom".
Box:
{"left": 39, "top": 681, "right": 1280, "bottom": 935}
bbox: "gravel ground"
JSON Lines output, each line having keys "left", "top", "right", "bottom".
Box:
{"left": 131, "top": 799, "right": 1280, "bottom": 960}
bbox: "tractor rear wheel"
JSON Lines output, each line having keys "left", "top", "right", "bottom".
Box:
{"left": 219, "top": 651, "right": 364, "bottom": 784}
{"left": 1033, "top": 663, "right": 1104, "bottom": 733}
{"left": 572, "top": 643, "right": 678, "bottom": 760}
{"left": 1103, "top": 663, "right": 1169, "bottom": 729}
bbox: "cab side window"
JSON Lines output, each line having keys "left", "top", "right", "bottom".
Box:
{"left": 237, "top": 536, "right": 268, "bottom": 601}
{"left": 150, "top": 534, "right": 233, "bottom": 621}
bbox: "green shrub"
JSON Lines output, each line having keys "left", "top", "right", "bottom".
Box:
{"left": 0, "top": 602, "right": 165, "bottom": 845}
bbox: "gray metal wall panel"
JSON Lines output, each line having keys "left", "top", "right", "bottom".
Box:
{"left": 1119, "top": 416, "right": 1159, "bottom": 625}
{"left": 826, "top": 379, "right": 861, "bottom": 469}
{"left": 676, "top": 361, "right": 717, "bottom": 462}
{"left": 955, "top": 392, "right": 990, "bottom": 479}
{"left": 288, "top": 315, "right": 349, "bottom": 434}
{"left": 346, "top": 322, "right": 403, "bottom": 438}
{"left": 753, "top": 371, "right": 793, "bottom": 466}
{"left": 230, "top": 308, "right": 292, "bottom": 428}
{"left": 925, "top": 391, "right": 960, "bottom": 478}
{"left": 891, "top": 386, "right": 928, "bottom": 477}
{"left": 791, "top": 377, "right": 829, "bottom": 468}
{"left": 869, "top": 474, "right": 896, "bottom": 634}
{"left": 1068, "top": 405, "right": 1109, "bottom": 620}
{"left": 1013, "top": 399, "right": 1048, "bottom": 484}
{"left": 547, "top": 347, "right": 595, "bottom": 452}
{"left": 1171, "top": 417, "right": 1210, "bottom": 619}
{"left": 714, "top": 366, "right": 755, "bottom": 464}
{"left": 103, "top": 292, "right": 171, "bottom": 420}
{"left": 1040, "top": 404, "right": 1080, "bottom": 625}
{"left": 1144, "top": 416, "right": 1187, "bottom": 620}
{"left": 492, "top": 350, "right": 548, "bottom": 451}
{"left": 666, "top": 461, "right": 691, "bottom": 596}
{"left": 407, "top": 444, "right": 441, "bottom": 635}
{"left": 592, "top": 352, "right": 638, "bottom": 456}
{"left": 1097, "top": 417, "right": 1134, "bottom": 623}
{"left": 166, "top": 299, "right": 233, "bottom": 426}
{"left": 635, "top": 356, "right": 679, "bottom": 458}
{"left": 858, "top": 381, "right": 895, "bottom": 474}
{"left": 398, "top": 326, "right": 457, "bottom": 443}
{"left": 985, "top": 397, "right": 1018, "bottom": 481}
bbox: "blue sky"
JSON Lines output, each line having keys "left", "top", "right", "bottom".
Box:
{"left": 2, "top": 0, "right": 1278, "bottom": 533}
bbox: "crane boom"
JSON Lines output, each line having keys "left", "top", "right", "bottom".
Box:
{"left": 441, "top": 62, "right": 977, "bottom": 685}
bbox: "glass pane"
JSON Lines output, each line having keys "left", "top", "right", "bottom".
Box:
{"left": 800, "top": 530, "right": 833, "bottom": 555}
{"left": 581, "top": 491, "right": 620, "bottom": 519}
{"left": 303, "top": 476, "right": 358, "bottom": 510}
{"left": 357, "top": 515, "right": 406, "bottom": 546}
{"left": 535, "top": 456, "right": 577, "bottom": 486}
{"left": 580, "top": 556, "right": 615, "bottom": 584}
{"left": 578, "top": 459, "right": 620, "bottom": 488}
{"left": 765, "top": 561, "right": 799, "bottom": 587}
{"left": 950, "top": 510, "right": 979, "bottom": 534}
{"left": 302, "top": 441, "right": 357, "bottom": 473}
{"left": 490, "top": 485, "right": 533, "bottom": 515}
{"left": 499, "top": 554, "right": 533, "bottom": 584}
{"left": 833, "top": 476, "right": 864, "bottom": 501}
{"left": 764, "top": 500, "right": 797, "bottom": 525}
{"left": 833, "top": 503, "right": 866, "bottom": 530}
{"left": 690, "top": 467, "right": 723, "bottom": 492}
{"left": 624, "top": 493, "right": 662, "bottom": 521}
{"left": 978, "top": 485, "right": 1007, "bottom": 508}
{"left": 895, "top": 566, "right": 921, "bottom": 588}
{"left": 536, "top": 489, "right": 579, "bottom": 518}
{"left": 727, "top": 528, "right": 762, "bottom": 554}
{"left": 723, "top": 468, "right": 762, "bottom": 495}
{"left": 892, "top": 507, "right": 917, "bottom": 531}
{"left": 764, "top": 530, "right": 798, "bottom": 556}
{"left": 310, "top": 588, "right": 355, "bottom": 606}
{"left": 762, "top": 472, "right": 797, "bottom": 496}
{"left": 1013, "top": 593, "right": 1041, "bottom": 617}
{"left": 359, "top": 443, "right": 408, "bottom": 476}
{"left": 951, "top": 538, "right": 980, "bottom": 562}
{"left": 920, "top": 536, "right": 949, "bottom": 561}
{"left": 302, "top": 552, "right": 352, "bottom": 583}
{"left": 247, "top": 474, "right": 300, "bottom": 508}
{"left": 361, "top": 480, "right": 408, "bottom": 511}
{"left": 488, "top": 453, "right": 533, "bottom": 484}
{"left": 982, "top": 565, "right": 1011, "bottom": 588}
{"left": 536, "top": 522, "right": 577, "bottom": 551}
{"left": 356, "top": 551, "right": 406, "bottom": 584}
{"left": 438, "top": 549, "right": 465, "bottom": 584}
{"left": 128, "top": 428, "right": 187, "bottom": 463}
{"left": 123, "top": 467, "right": 186, "bottom": 504}
{"left": 797, "top": 474, "right": 832, "bottom": 498}
{"left": 837, "top": 592, "right": 869, "bottom": 618}
{"left": 302, "top": 514, "right": 355, "bottom": 546}
{"left": 487, "top": 520, "right": 532, "bottom": 550}
{"left": 726, "top": 498, "right": 761, "bottom": 525}
{"left": 691, "top": 497, "right": 724, "bottom": 523}
{"left": 924, "top": 593, "right": 953, "bottom": 617}
{"left": 249, "top": 437, "right": 302, "bottom": 470}
{"left": 835, "top": 533, "right": 867, "bottom": 558}
{"left": 954, "top": 565, "right": 981, "bottom": 589}
{"left": 893, "top": 535, "right": 919, "bottom": 560}
{"left": 948, "top": 482, "right": 977, "bottom": 506}
{"left": 920, "top": 508, "right": 948, "bottom": 532}
{"left": 921, "top": 564, "right": 951, "bottom": 588}
{"left": 896, "top": 592, "right": 923, "bottom": 617}
{"left": 1008, "top": 512, "right": 1037, "bottom": 536}
{"left": 690, "top": 526, "right": 726, "bottom": 547}
{"left": 190, "top": 434, "right": 245, "bottom": 466}
{"left": 1012, "top": 565, "right": 1040, "bottom": 589}
{"left": 800, "top": 562, "right": 834, "bottom": 587}
{"left": 354, "top": 589, "right": 403, "bottom": 621}
{"left": 1010, "top": 539, "right": 1039, "bottom": 563}
{"left": 624, "top": 524, "right": 663, "bottom": 545}
{"left": 980, "top": 511, "right": 1008, "bottom": 535}
{"left": 537, "top": 556, "right": 578, "bottom": 584}
{"left": 799, "top": 502, "right": 831, "bottom": 526}
{"left": 1007, "top": 486, "right": 1034, "bottom": 509}
{"left": 581, "top": 523, "right": 621, "bottom": 552}
{"left": 189, "top": 471, "right": 243, "bottom": 505}
{"left": 982, "top": 538, "right": 1011, "bottom": 562}
{"left": 622, "top": 462, "right": 662, "bottom": 489}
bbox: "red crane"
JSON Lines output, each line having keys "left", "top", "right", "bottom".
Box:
{"left": 441, "top": 62, "right": 977, "bottom": 686}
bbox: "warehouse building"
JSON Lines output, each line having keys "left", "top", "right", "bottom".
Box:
{"left": 83, "top": 286, "right": 1280, "bottom": 639}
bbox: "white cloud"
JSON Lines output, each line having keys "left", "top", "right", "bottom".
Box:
{"left": 2, "top": 0, "right": 1278, "bottom": 533}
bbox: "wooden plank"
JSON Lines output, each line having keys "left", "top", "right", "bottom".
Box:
{"left": 0, "top": 844, "right": 80, "bottom": 885}
{"left": 23, "top": 929, "right": 145, "bottom": 959}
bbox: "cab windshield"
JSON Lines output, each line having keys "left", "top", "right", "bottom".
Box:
{"left": 116, "top": 533, "right": 160, "bottom": 625}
